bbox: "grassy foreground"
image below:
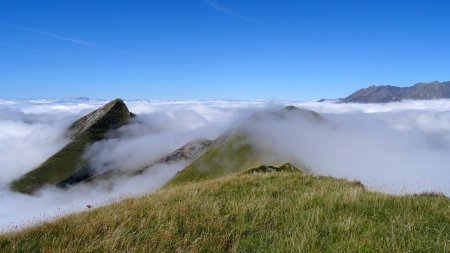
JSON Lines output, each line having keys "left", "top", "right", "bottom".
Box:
{"left": 1, "top": 169, "right": 449, "bottom": 252}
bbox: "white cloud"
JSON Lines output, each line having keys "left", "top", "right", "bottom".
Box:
{"left": 1, "top": 98, "right": 449, "bottom": 231}
{"left": 293, "top": 99, "right": 450, "bottom": 113}
{"left": 245, "top": 105, "right": 450, "bottom": 196}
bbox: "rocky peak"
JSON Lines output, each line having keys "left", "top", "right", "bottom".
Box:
{"left": 69, "top": 99, "right": 132, "bottom": 139}
{"left": 11, "top": 98, "right": 134, "bottom": 194}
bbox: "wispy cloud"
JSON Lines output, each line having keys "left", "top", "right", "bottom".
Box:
{"left": 0, "top": 22, "right": 92, "bottom": 46}
{"left": 0, "top": 22, "right": 140, "bottom": 56}
{"left": 0, "top": 43, "right": 76, "bottom": 59}
{"left": 201, "top": 0, "right": 265, "bottom": 27}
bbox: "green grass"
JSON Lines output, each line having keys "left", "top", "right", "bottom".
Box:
{"left": 10, "top": 99, "right": 132, "bottom": 194}
{"left": 2, "top": 168, "right": 449, "bottom": 252}
{"left": 10, "top": 133, "right": 90, "bottom": 194}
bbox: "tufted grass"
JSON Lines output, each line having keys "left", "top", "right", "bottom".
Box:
{"left": 2, "top": 168, "right": 449, "bottom": 252}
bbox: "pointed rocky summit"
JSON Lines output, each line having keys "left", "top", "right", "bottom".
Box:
{"left": 11, "top": 99, "right": 133, "bottom": 194}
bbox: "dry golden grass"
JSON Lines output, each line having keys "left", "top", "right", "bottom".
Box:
{"left": 1, "top": 170, "right": 449, "bottom": 252}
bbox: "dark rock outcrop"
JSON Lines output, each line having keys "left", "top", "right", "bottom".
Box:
{"left": 243, "top": 163, "right": 300, "bottom": 174}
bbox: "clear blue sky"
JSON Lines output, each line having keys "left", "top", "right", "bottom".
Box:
{"left": 1, "top": 0, "right": 450, "bottom": 100}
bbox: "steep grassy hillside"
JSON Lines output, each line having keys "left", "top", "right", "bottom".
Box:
{"left": 1, "top": 166, "right": 449, "bottom": 252}
{"left": 11, "top": 99, "right": 132, "bottom": 194}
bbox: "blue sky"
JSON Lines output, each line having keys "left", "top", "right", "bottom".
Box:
{"left": 1, "top": 0, "right": 450, "bottom": 100}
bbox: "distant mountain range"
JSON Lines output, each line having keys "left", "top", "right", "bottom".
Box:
{"left": 340, "top": 81, "right": 450, "bottom": 103}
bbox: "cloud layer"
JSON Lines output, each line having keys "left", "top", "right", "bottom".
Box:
{"left": 246, "top": 108, "right": 450, "bottom": 195}
{"left": 1, "top": 98, "right": 449, "bottom": 231}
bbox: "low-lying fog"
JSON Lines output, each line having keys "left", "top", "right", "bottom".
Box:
{"left": 1, "top": 98, "right": 449, "bottom": 231}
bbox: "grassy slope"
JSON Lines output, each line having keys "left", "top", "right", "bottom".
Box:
{"left": 10, "top": 133, "right": 91, "bottom": 194}
{"left": 10, "top": 99, "right": 131, "bottom": 194}
{"left": 1, "top": 168, "right": 449, "bottom": 252}
{"left": 166, "top": 132, "right": 270, "bottom": 186}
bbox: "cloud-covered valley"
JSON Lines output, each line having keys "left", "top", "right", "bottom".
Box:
{"left": 1, "top": 98, "right": 449, "bottom": 231}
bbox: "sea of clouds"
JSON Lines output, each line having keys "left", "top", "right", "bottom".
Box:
{"left": 1, "top": 98, "right": 449, "bottom": 231}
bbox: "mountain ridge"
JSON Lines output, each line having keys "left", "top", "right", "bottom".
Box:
{"left": 341, "top": 81, "right": 450, "bottom": 103}
{"left": 11, "top": 99, "right": 133, "bottom": 194}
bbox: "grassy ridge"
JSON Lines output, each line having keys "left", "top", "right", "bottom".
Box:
{"left": 2, "top": 168, "right": 449, "bottom": 252}
{"left": 167, "top": 132, "right": 283, "bottom": 186}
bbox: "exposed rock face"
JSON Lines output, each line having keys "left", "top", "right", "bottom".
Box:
{"left": 342, "top": 81, "right": 450, "bottom": 103}
{"left": 129, "top": 139, "right": 213, "bottom": 176}
{"left": 159, "top": 139, "right": 212, "bottom": 163}
{"left": 11, "top": 99, "right": 133, "bottom": 194}
{"left": 69, "top": 99, "right": 132, "bottom": 139}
